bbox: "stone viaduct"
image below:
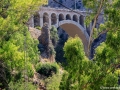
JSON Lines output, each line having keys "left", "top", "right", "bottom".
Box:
{"left": 28, "top": 7, "right": 103, "bottom": 53}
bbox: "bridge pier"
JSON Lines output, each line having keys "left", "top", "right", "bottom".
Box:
{"left": 40, "top": 15, "right": 43, "bottom": 28}
{"left": 56, "top": 16, "right": 59, "bottom": 28}
{"left": 49, "top": 16, "right": 51, "bottom": 28}
{"left": 83, "top": 16, "right": 86, "bottom": 29}
{"left": 28, "top": 15, "right": 34, "bottom": 27}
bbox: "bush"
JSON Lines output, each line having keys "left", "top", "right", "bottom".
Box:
{"left": 9, "top": 82, "right": 37, "bottom": 90}
{"left": 50, "top": 26, "right": 59, "bottom": 46}
{"left": 35, "top": 26, "right": 41, "bottom": 30}
{"left": 45, "top": 73, "right": 62, "bottom": 90}
{"left": 36, "top": 63, "right": 59, "bottom": 77}
{"left": 35, "top": 63, "right": 42, "bottom": 72}
{"left": 26, "top": 63, "right": 34, "bottom": 78}
{"left": 14, "top": 72, "right": 22, "bottom": 82}
{"left": 59, "top": 71, "right": 69, "bottom": 90}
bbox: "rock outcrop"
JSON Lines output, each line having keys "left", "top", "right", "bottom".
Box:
{"left": 38, "top": 23, "right": 55, "bottom": 62}
{"left": 48, "top": 0, "right": 84, "bottom": 10}
{"left": 38, "top": 23, "right": 50, "bottom": 48}
{"left": 29, "top": 27, "right": 41, "bottom": 39}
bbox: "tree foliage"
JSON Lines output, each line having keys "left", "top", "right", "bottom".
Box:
{"left": 60, "top": 0, "right": 120, "bottom": 89}
{"left": 0, "top": 0, "right": 48, "bottom": 89}
{"left": 83, "top": 0, "right": 120, "bottom": 56}
{"left": 50, "top": 26, "right": 59, "bottom": 46}
{"left": 36, "top": 62, "right": 59, "bottom": 77}
{"left": 60, "top": 36, "right": 118, "bottom": 90}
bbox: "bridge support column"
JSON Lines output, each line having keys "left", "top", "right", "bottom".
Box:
{"left": 89, "top": 22, "right": 92, "bottom": 31}
{"left": 49, "top": 17, "right": 51, "bottom": 28}
{"left": 40, "top": 16, "right": 43, "bottom": 28}
{"left": 56, "top": 16, "right": 59, "bottom": 27}
{"left": 29, "top": 15, "right": 34, "bottom": 27}
{"left": 83, "top": 16, "right": 87, "bottom": 32}
{"left": 78, "top": 18, "right": 80, "bottom": 25}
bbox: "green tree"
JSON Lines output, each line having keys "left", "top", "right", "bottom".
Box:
{"left": 60, "top": 36, "right": 118, "bottom": 90}
{"left": 50, "top": 26, "right": 59, "bottom": 46}
{"left": 61, "top": 0, "right": 120, "bottom": 89}
{"left": 0, "top": 0, "right": 48, "bottom": 89}
{"left": 82, "top": 0, "right": 120, "bottom": 57}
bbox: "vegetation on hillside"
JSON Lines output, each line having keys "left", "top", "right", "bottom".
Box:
{"left": 0, "top": 0, "right": 47, "bottom": 89}
{"left": 0, "top": 0, "right": 120, "bottom": 90}
{"left": 50, "top": 26, "right": 59, "bottom": 46}
{"left": 60, "top": 36, "right": 119, "bottom": 90}
{"left": 59, "top": 0, "right": 120, "bottom": 90}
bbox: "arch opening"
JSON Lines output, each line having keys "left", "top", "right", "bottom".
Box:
{"left": 58, "top": 20, "right": 89, "bottom": 55}
{"left": 43, "top": 12, "right": 49, "bottom": 24}
{"left": 73, "top": 15, "right": 78, "bottom": 22}
{"left": 66, "top": 14, "right": 71, "bottom": 20}
{"left": 59, "top": 14, "right": 64, "bottom": 21}
{"left": 80, "top": 15, "right": 84, "bottom": 27}
{"left": 34, "top": 13, "right": 40, "bottom": 27}
{"left": 51, "top": 13, "right": 57, "bottom": 25}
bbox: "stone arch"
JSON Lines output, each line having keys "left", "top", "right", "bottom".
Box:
{"left": 43, "top": 12, "right": 49, "bottom": 24}
{"left": 73, "top": 15, "right": 78, "bottom": 22}
{"left": 51, "top": 13, "right": 57, "bottom": 25}
{"left": 58, "top": 20, "right": 89, "bottom": 54}
{"left": 34, "top": 13, "right": 40, "bottom": 27}
{"left": 80, "top": 15, "right": 84, "bottom": 27}
{"left": 59, "top": 14, "right": 64, "bottom": 21}
{"left": 66, "top": 14, "right": 71, "bottom": 20}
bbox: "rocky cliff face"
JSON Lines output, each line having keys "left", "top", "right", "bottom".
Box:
{"left": 48, "top": 0, "right": 84, "bottom": 10}
{"left": 38, "top": 23, "right": 55, "bottom": 62}
{"left": 29, "top": 27, "right": 41, "bottom": 39}
{"left": 90, "top": 33, "right": 106, "bottom": 59}
{"left": 55, "top": 28, "right": 68, "bottom": 62}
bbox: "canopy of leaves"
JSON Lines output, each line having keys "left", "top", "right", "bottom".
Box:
{"left": 0, "top": 0, "right": 48, "bottom": 89}
{"left": 60, "top": 36, "right": 118, "bottom": 90}
{"left": 60, "top": 0, "right": 120, "bottom": 89}
{"left": 50, "top": 26, "right": 59, "bottom": 46}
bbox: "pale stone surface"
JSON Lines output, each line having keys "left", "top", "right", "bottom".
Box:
{"left": 29, "top": 27, "right": 41, "bottom": 39}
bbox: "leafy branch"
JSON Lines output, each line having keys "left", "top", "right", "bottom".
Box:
{"left": 87, "top": 0, "right": 105, "bottom": 57}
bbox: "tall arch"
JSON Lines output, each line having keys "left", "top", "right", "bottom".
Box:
{"left": 73, "top": 15, "right": 78, "bottom": 22}
{"left": 34, "top": 13, "right": 40, "bottom": 27}
{"left": 59, "top": 14, "right": 64, "bottom": 21}
{"left": 51, "top": 13, "right": 57, "bottom": 25}
{"left": 80, "top": 15, "right": 84, "bottom": 27}
{"left": 58, "top": 20, "right": 89, "bottom": 54}
{"left": 66, "top": 14, "right": 71, "bottom": 20}
{"left": 43, "top": 12, "right": 49, "bottom": 24}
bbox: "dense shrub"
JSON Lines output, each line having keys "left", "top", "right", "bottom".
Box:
{"left": 36, "top": 63, "right": 59, "bottom": 77}
{"left": 35, "top": 26, "right": 41, "bottom": 30}
{"left": 45, "top": 74, "right": 62, "bottom": 90}
{"left": 50, "top": 26, "right": 59, "bottom": 46}
{"left": 14, "top": 72, "right": 22, "bottom": 82}
{"left": 35, "top": 63, "right": 42, "bottom": 72}
{"left": 26, "top": 63, "right": 34, "bottom": 78}
{"left": 9, "top": 82, "right": 36, "bottom": 90}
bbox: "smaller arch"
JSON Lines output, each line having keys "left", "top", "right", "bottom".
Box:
{"left": 59, "top": 14, "right": 64, "bottom": 21}
{"left": 66, "top": 14, "right": 71, "bottom": 20}
{"left": 73, "top": 15, "right": 78, "bottom": 22}
{"left": 79, "top": 15, "right": 84, "bottom": 27}
{"left": 43, "top": 12, "right": 49, "bottom": 24}
{"left": 51, "top": 13, "right": 57, "bottom": 25}
{"left": 34, "top": 13, "right": 40, "bottom": 27}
